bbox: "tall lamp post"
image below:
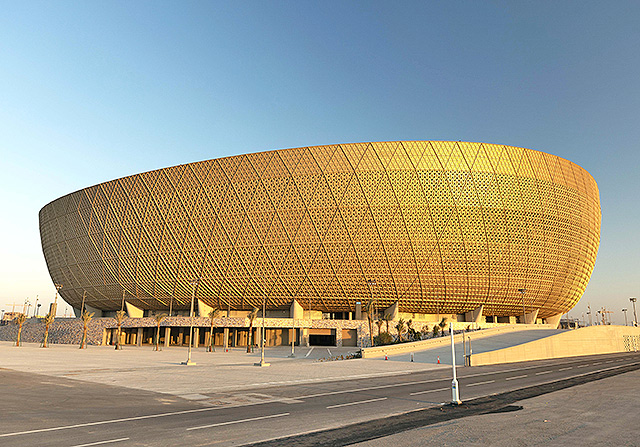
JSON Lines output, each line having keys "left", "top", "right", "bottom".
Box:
{"left": 255, "top": 293, "right": 270, "bottom": 367}
{"left": 630, "top": 298, "right": 638, "bottom": 327}
{"left": 518, "top": 288, "right": 526, "bottom": 324}
{"left": 52, "top": 284, "right": 63, "bottom": 317}
{"left": 622, "top": 308, "right": 628, "bottom": 326}
{"left": 182, "top": 279, "right": 199, "bottom": 366}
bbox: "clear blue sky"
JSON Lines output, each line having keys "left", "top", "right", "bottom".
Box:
{"left": 1, "top": 1, "right": 638, "bottom": 322}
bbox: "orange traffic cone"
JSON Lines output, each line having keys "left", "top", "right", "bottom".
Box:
{"left": 437, "top": 356, "right": 440, "bottom": 364}
{"left": 385, "top": 354, "right": 388, "bottom": 360}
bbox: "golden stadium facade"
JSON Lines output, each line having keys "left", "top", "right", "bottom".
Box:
{"left": 39, "top": 141, "right": 600, "bottom": 320}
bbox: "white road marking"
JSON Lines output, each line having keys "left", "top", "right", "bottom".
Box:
{"left": 327, "top": 348, "right": 332, "bottom": 357}
{"left": 577, "top": 364, "right": 589, "bottom": 368}
{"left": 409, "top": 387, "right": 449, "bottom": 396}
{"left": 187, "top": 413, "right": 289, "bottom": 431}
{"left": 558, "top": 367, "right": 573, "bottom": 371}
{"left": 326, "top": 397, "right": 388, "bottom": 409}
{"left": 0, "top": 406, "right": 249, "bottom": 438}
{"left": 535, "top": 371, "right": 552, "bottom": 375}
{"left": 40, "top": 381, "right": 75, "bottom": 388}
{"left": 591, "top": 362, "right": 602, "bottom": 366}
{"left": 505, "top": 375, "right": 528, "bottom": 381}
{"left": 466, "top": 380, "right": 495, "bottom": 387}
{"left": 70, "top": 438, "right": 129, "bottom": 447}
{"left": 604, "top": 360, "right": 614, "bottom": 364}
{"left": 305, "top": 347, "right": 315, "bottom": 358}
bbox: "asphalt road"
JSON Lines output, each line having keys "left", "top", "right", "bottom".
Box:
{"left": 2, "top": 352, "right": 639, "bottom": 447}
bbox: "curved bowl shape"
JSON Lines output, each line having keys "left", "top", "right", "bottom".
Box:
{"left": 39, "top": 141, "right": 600, "bottom": 318}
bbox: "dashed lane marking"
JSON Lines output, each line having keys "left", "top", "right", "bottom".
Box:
{"left": 70, "top": 438, "right": 129, "bottom": 447}
{"left": 327, "top": 397, "right": 388, "bottom": 409}
{"left": 505, "top": 375, "right": 528, "bottom": 381}
{"left": 187, "top": 413, "right": 289, "bottom": 431}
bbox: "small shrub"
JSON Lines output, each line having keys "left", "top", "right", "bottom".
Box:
{"left": 374, "top": 331, "right": 394, "bottom": 346}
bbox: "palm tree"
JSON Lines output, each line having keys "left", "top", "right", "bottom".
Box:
{"left": 406, "top": 319, "right": 413, "bottom": 341}
{"left": 395, "top": 318, "right": 406, "bottom": 342}
{"left": 153, "top": 313, "right": 167, "bottom": 351}
{"left": 375, "top": 319, "right": 384, "bottom": 335}
{"left": 246, "top": 307, "right": 259, "bottom": 353}
{"left": 208, "top": 308, "right": 221, "bottom": 352}
{"left": 15, "top": 313, "right": 27, "bottom": 347}
{"left": 41, "top": 312, "right": 55, "bottom": 348}
{"left": 383, "top": 312, "right": 393, "bottom": 333}
{"left": 114, "top": 310, "right": 126, "bottom": 350}
{"left": 438, "top": 317, "right": 447, "bottom": 336}
{"left": 79, "top": 310, "right": 95, "bottom": 349}
{"left": 364, "top": 300, "right": 375, "bottom": 347}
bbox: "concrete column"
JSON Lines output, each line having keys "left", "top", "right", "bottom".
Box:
{"left": 194, "top": 328, "right": 200, "bottom": 348}
{"left": 524, "top": 309, "right": 540, "bottom": 324}
{"left": 465, "top": 305, "right": 484, "bottom": 323}
{"left": 384, "top": 302, "right": 399, "bottom": 320}
{"left": 255, "top": 326, "right": 262, "bottom": 350}
{"left": 302, "top": 328, "right": 309, "bottom": 347}
{"left": 223, "top": 327, "right": 229, "bottom": 351}
{"left": 136, "top": 327, "right": 143, "bottom": 347}
{"left": 335, "top": 328, "right": 342, "bottom": 347}
{"left": 164, "top": 327, "right": 171, "bottom": 347}
{"left": 355, "top": 302, "right": 363, "bottom": 320}
{"left": 125, "top": 302, "right": 144, "bottom": 319}
{"left": 101, "top": 329, "right": 107, "bottom": 346}
{"left": 177, "top": 328, "right": 184, "bottom": 346}
{"left": 198, "top": 299, "right": 213, "bottom": 318}
{"left": 290, "top": 299, "right": 304, "bottom": 319}
{"left": 545, "top": 313, "right": 563, "bottom": 329}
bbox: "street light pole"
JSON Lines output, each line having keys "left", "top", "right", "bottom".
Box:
{"left": 182, "top": 279, "right": 199, "bottom": 366}
{"left": 52, "top": 284, "right": 63, "bottom": 317}
{"left": 450, "top": 322, "right": 461, "bottom": 405}
{"left": 622, "top": 308, "right": 628, "bottom": 326}
{"left": 630, "top": 298, "right": 637, "bottom": 327}
{"left": 518, "top": 288, "right": 526, "bottom": 324}
{"left": 255, "top": 293, "right": 270, "bottom": 367}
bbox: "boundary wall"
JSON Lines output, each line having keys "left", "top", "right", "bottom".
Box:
{"left": 471, "top": 325, "right": 640, "bottom": 366}
{"left": 360, "top": 324, "right": 556, "bottom": 359}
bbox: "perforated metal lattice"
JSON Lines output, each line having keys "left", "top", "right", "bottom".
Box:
{"left": 39, "top": 141, "right": 600, "bottom": 318}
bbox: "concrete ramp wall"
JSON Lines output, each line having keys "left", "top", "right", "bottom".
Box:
{"left": 361, "top": 324, "right": 555, "bottom": 359}
{"left": 471, "top": 325, "right": 640, "bottom": 366}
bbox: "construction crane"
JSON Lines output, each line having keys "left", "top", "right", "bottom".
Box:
{"left": 601, "top": 307, "right": 613, "bottom": 325}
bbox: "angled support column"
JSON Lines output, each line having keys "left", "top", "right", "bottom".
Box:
{"left": 198, "top": 299, "right": 213, "bottom": 318}
{"left": 524, "top": 309, "right": 540, "bottom": 324}
{"left": 384, "top": 302, "right": 399, "bottom": 320}
{"left": 545, "top": 313, "right": 562, "bottom": 329}
{"left": 125, "top": 302, "right": 143, "bottom": 318}
{"left": 464, "top": 305, "right": 484, "bottom": 323}
{"left": 290, "top": 299, "right": 304, "bottom": 320}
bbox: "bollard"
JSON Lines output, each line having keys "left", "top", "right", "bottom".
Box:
{"left": 410, "top": 352, "right": 414, "bottom": 362}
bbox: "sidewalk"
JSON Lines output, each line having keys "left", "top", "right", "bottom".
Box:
{"left": 0, "top": 341, "right": 445, "bottom": 397}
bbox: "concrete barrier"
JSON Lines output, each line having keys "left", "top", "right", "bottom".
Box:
{"left": 470, "top": 325, "right": 640, "bottom": 366}
{"left": 360, "top": 324, "right": 556, "bottom": 359}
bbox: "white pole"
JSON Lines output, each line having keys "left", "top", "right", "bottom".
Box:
{"left": 182, "top": 279, "right": 198, "bottom": 366}
{"left": 450, "top": 322, "right": 461, "bottom": 405}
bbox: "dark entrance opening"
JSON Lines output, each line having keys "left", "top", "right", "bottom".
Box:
{"left": 309, "top": 334, "right": 336, "bottom": 346}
